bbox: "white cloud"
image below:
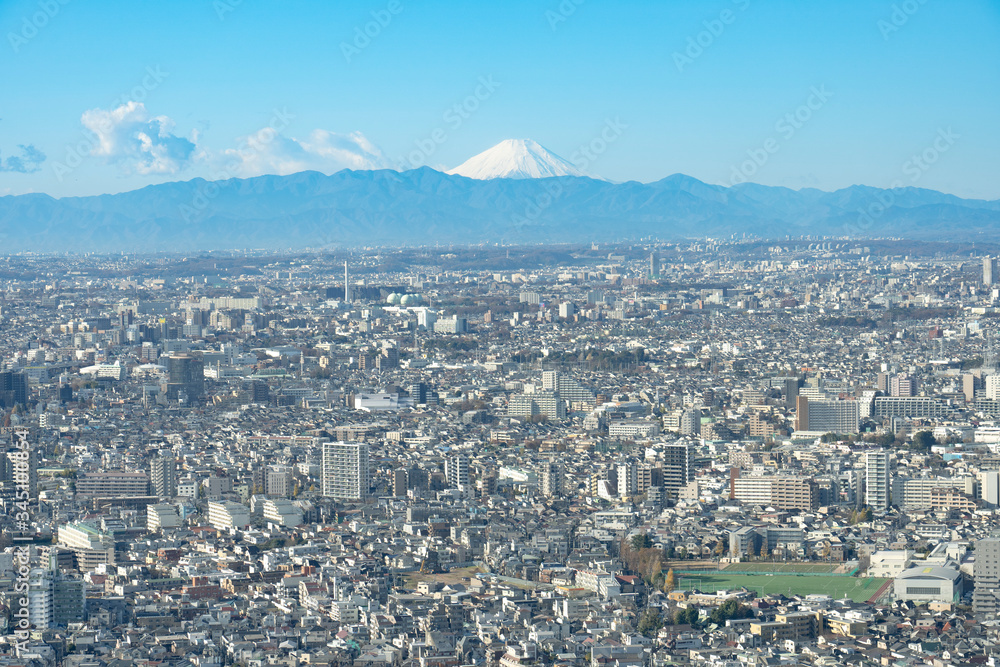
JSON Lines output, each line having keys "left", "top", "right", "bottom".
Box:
{"left": 220, "top": 128, "right": 390, "bottom": 178}
{"left": 81, "top": 101, "right": 195, "bottom": 175}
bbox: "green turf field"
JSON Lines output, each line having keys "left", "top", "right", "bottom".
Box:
{"left": 678, "top": 573, "right": 889, "bottom": 602}
{"left": 722, "top": 562, "right": 840, "bottom": 574}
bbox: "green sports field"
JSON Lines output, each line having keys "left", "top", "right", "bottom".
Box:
{"left": 722, "top": 562, "right": 841, "bottom": 574}
{"left": 678, "top": 573, "right": 889, "bottom": 602}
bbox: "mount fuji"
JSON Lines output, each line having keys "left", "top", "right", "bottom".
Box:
{"left": 447, "top": 139, "right": 595, "bottom": 180}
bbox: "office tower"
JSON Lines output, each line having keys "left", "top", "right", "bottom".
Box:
{"left": 865, "top": 451, "right": 892, "bottom": 511}
{"left": 165, "top": 353, "right": 204, "bottom": 401}
{"left": 649, "top": 252, "right": 659, "bottom": 278}
{"left": 986, "top": 257, "right": 995, "bottom": 286}
{"left": 784, "top": 377, "right": 801, "bottom": 407}
{"left": 795, "top": 396, "right": 859, "bottom": 433}
{"left": 445, "top": 453, "right": 470, "bottom": 489}
{"left": 150, "top": 454, "right": 177, "bottom": 498}
{"left": 540, "top": 461, "right": 563, "bottom": 497}
{"left": 322, "top": 442, "right": 370, "bottom": 500}
{"left": 408, "top": 382, "right": 429, "bottom": 405}
{"left": 0, "top": 370, "right": 28, "bottom": 408}
{"left": 974, "top": 538, "right": 1000, "bottom": 616}
{"left": 663, "top": 443, "right": 696, "bottom": 496}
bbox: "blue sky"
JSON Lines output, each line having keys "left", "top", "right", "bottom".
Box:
{"left": 1, "top": 0, "right": 998, "bottom": 199}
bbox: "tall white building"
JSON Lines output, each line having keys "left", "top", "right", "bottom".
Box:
{"left": 322, "top": 442, "right": 370, "bottom": 500}
{"left": 616, "top": 460, "right": 638, "bottom": 500}
{"left": 866, "top": 451, "right": 892, "bottom": 511}
{"left": 987, "top": 375, "right": 1000, "bottom": 401}
{"left": 974, "top": 537, "right": 1000, "bottom": 616}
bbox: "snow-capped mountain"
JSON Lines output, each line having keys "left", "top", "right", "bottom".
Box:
{"left": 447, "top": 139, "right": 593, "bottom": 180}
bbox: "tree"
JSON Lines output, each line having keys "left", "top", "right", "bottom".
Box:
{"left": 631, "top": 533, "right": 654, "bottom": 551}
{"left": 912, "top": 430, "right": 936, "bottom": 452}
{"left": 759, "top": 541, "right": 769, "bottom": 560}
{"left": 637, "top": 608, "right": 662, "bottom": 637}
{"left": 745, "top": 538, "right": 756, "bottom": 561}
{"left": 665, "top": 568, "right": 676, "bottom": 593}
{"left": 674, "top": 607, "right": 700, "bottom": 627}
{"left": 714, "top": 538, "right": 726, "bottom": 557}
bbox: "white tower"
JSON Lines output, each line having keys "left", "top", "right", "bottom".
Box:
{"left": 344, "top": 261, "right": 351, "bottom": 303}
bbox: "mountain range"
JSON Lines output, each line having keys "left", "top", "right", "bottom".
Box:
{"left": 2, "top": 139, "right": 999, "bottom": 252}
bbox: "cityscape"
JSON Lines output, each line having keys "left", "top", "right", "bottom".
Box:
{"left": 0, "top": 240, "right": 997, "bottom": 665}
{"left": 3, "top": 0, "right": 1000, "bottom": 666}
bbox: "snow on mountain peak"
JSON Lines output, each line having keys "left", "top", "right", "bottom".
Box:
{"left": 447, "top": 139, "right": 595, "bottom": 180}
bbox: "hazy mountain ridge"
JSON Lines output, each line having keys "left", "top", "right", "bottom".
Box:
{"left": 2, "top": 168, "right": 998, "bottom": 251}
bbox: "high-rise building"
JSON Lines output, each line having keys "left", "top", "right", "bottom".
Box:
{"left": 28, "top": 567, "right": 86, "bottom": 628}
{"left": 344, "top": 261, "right": 351, "bottom": 303}
{"left": 987, "top": 375, "right": 1000, "bottom": 401}
{"left": 649, "top": 252, "right": 659, "bottom": 278}
{"left": 165, "top": 353, "right": 204, "bottom": 402}
{"left": 322, "top": 442, "right": 370, "bottom": 500}
{"left": 507, "top": 390, "right": 566, "bottom": 420}
{"left": 539, "top": 461, "right": 563, "bottom": 497}
{"left": 393, "top": 468, "right": 408, "bottom": 497}
{"left": 663, "top": 443, "right": 695, "bottom": 496}
{"left": 0, "top": 371, "right": 28, "bottom": 408}
{"left": 985, "top": 256, "right": 995, "bottom": 286}
{"left": 795, "top": 396, "right": 859, "bottom": 433}
{"left": 265, "top": 465, "right": 294, "bottom": 497}
{"left": 541, "top": 371, "right": 595, "bottom": 409}
{"left": 616, "top": 459, "right": 638, "bottom": 500}
{"left": 866, "top": 451, "right": 892, "bottom": 511}
{"left": 150, "top": 454, "right": 177, "bottom": 498}
{"left": 890, "top": 374, "right": 918, "bottom": 397}
{"left": 445, "top": 453, "right": 470, "bottom": 490}
{"left": 974, "top": 538, "right": 1000, "bottom": 616}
